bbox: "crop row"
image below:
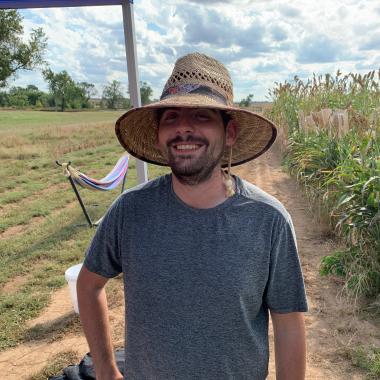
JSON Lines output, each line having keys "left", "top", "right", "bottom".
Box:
{"left": 267, "top": 70, "right": 380, "bottom": 299}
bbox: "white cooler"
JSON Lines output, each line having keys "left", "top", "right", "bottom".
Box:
{"left": 64, "top": 263, "right": 83, "bottom": 313}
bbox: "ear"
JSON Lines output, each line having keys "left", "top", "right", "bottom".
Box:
{"left": 225, "top": 120, "right": 237, "bottom": 146}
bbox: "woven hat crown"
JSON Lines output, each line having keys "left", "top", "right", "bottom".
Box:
{"left": 162, "top": 53, "right": 234, "bottom": 106}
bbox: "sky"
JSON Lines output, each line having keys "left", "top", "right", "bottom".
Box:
{"left": 8, "top": 0, "right": 380, "bottom": 101}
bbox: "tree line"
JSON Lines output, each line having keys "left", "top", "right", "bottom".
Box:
{"left": 0, "top": 9, "right": 153, "bottom": 111}
{"left": 0, "top": 73, "right": 153, "bottom": 111}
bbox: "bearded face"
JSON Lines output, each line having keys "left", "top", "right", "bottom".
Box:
{"left": 157, "top": 108, "right": 227, "bottom": 185}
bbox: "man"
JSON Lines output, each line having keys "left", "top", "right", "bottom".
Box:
{"left": 77, "top": 52, "right": 308, "bottom": 380}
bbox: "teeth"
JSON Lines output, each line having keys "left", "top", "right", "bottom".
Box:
{"left": 175, "top": 145, "right": 200, "bottom": 150}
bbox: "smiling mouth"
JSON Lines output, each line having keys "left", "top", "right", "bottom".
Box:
{"left": 173, "top": 144, "right": 203, "bottom": 151}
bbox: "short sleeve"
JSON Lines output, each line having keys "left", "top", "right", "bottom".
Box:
{"left": 83, "top": 197, "right": 124, "bottom": 278}
{"left": 264, "top": 217, "right": 308, "bottom": 313}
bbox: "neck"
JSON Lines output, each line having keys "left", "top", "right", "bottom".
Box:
{"left": 171, "top": 168, "right": 233, "bottom": 209}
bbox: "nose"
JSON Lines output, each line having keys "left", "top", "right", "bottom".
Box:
{"left": 175, "top": 112, "right": 195, "bottom": 134}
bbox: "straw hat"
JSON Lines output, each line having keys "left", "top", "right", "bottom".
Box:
{"left": 115, "top": 52, "right": 277, "bottom": 167}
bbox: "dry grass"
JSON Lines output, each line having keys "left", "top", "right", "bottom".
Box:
{"left": 0, "top": 110, "right": 168, "bottom": 351}
{"left": 27, "top": 350, "right": 80, "bottom": 380}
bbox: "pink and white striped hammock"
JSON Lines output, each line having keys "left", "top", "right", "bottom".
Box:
{"left": 57, "top": 154, "right": 129, "bottom": 227}
{"left": 61, "top": 154, "right": 129, "bottom": 191}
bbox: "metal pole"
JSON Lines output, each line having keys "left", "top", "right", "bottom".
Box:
{"left": 122, "top": 0, "right": 148, "bottom": 184}
{"left": 68, "top": 176, "right": 94, "bottom": 227}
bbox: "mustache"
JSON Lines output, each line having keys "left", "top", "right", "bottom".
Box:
{"left": 167, "top": 135, "right": 209, "bottom": 147}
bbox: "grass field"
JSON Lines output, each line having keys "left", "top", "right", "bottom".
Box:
{"left": 0, "top": 110, "right": 169, "bottom": 351}
{"left": 0, "top": 109, "right": 123, "bottom": 131}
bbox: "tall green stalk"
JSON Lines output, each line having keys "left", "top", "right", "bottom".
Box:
{"left": 267, "top": 70, "right": 380, "bottom": 298}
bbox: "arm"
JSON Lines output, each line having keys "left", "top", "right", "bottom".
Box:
{"left": 270, "top": 311, "right": 306, "bottom": 380}
{"left": 77, "top": 266, "right": 123, "bottom": 380}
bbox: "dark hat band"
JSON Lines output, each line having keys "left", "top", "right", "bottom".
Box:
{"left": 160, "top": 84, "right": 228, "bottom": 105}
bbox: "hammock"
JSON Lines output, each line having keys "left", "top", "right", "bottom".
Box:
{"left": 56, "top": 154, "right": 129, "bottom": 227}
{"left": 61, "top": 154, "right": 129, "bottom": 191}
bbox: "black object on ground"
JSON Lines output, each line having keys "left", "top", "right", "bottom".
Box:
{"left": 49, "top": 350, "right": 125, "bottom": 380}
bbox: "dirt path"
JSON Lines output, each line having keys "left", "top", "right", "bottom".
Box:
{"left": 234, "top": 143, "right": 379, "bottom": 379}
{"left": 1, "top": 143, "right": 378, "bottom": 379}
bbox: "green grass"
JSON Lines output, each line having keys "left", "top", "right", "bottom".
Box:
{"left": 0, "top": 109, "right": 124, "bottom": 131}
{"left": 0, "top": 110, "right": 169, "bottom": 351}
{"left": 349, "top": 346, "right": 380, "bottom": 379}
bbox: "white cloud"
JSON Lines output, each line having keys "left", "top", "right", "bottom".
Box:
{"left": 8, "top": 0, "right": 380, "bottom": 100}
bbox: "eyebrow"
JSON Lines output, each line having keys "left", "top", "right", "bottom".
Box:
{"left": 156, "top": 108, "right": 221, "bottom": 126}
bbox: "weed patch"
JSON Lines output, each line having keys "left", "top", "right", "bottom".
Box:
{"left": 350, "top": 346, "right": 380, "bottom": 379}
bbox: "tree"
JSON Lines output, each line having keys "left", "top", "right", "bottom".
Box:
{"left": 0, "top": 10, "right": 47, "bottom": 87}
{"left": 0, "top": 85, "right": 47, "bottom": 108}
{"left": 239, "top": 93, "right": 254, "bottom": 108}
{"left": 0, "top": 91, "right": 9, "bottom": 107}
{"left": 101, "top": 80, "right": 153, "bottom": 109}
{"left": 43, "top": 69, "right": 97, "bottom": 110}
{"left": 8, "top": 86, "right": 28, "bottom": 108}
{"left": 25, "top": 84, "right": 45, "bottom": 106}
{"left": 102, "top": 80, "right": 125, "bottom": 109}
{"left": 140, "top": 81, "right": 153, "bottom": 105}
{"left": 78, "top": 82, "right": 97, "bottom": 108}
{"left": 43, "top": 69, "right": 76, "bottom": 111}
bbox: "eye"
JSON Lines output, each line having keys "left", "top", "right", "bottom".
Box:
{"left": 161, "top": 111, "right": 179, "bottom": 123}
{"left": 193, "top": 109, "right": 212, "bottom": 121}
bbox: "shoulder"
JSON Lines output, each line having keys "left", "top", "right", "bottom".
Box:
{"left": 113, "top": 174, "right": 170, "bottom": 208}
{"left": 235, "top": 176, "right": 292, "bottom": 224}
{"left": 123, "top": 174, "right": 170, "bottom": 196}
{"left": 96, "top": 174, "right": 170, "bottom": 226}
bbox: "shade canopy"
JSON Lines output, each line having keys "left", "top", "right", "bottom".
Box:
{"left": 0, "top": 1, "right": 129, "bottom": 8}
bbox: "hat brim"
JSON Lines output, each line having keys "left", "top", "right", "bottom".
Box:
{"left": 115, "top": 94, "right": 277, "bottom": 168}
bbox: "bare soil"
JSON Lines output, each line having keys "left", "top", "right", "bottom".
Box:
{"left": 0, "top": 143, "right": 379, "bottom": 379}
{"left": 1, "top": 273, "right": 31, "bottom": 295}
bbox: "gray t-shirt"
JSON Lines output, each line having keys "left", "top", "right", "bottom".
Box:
{"left": 84, "top": 174, "right": 308, "bottom": 380}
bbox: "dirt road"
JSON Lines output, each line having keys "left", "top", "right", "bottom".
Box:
{"left": 1, "top": 143, "right": 378, "bottom": 379}
{"left": 234, "top": 143, "right": 379, "bottom": 379}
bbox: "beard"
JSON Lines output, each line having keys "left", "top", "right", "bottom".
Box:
{"left": 165, "top": 135, "right": 225, "bottom": 185}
